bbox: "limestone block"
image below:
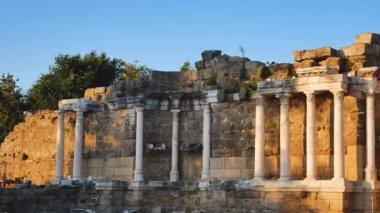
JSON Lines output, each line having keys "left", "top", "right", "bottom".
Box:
{"left": 240, "top": 169, "right": 254, "bottom": 179}
{"left": 293, "top": 50, "right": 303, "bottom": 62}
{"left": 302, "top": 50, "right": 317, "bottom": 60}
{"left": 103, "top": 167, "right": 115, "bottom": 176}
{"left": 224, "top": 157, "right": 245, "bottom": 169}
{"left": 114, "top": 167, "right": 134, "bottom": 176}
{"left": 84, "top": 88, "right": 95, "bottom": 99}
{"left": 124, "top": 157, "right": 135, "bottom": 167}
{"left": 88, "top": 167, "right": 103, "bottom": 176}
{"left": 94, "top": 87, "right": 106, "bottom": 94}
{"left": 319, "top": 57, "right": 342, "bottom": 74}
{"left": 210, "top": 158, "right": 223, "bottom": 169}
{"left": 294, "top": 60, "right": 316, "bottom": 69}
{"left": 224, "top": 169, "right": 241, "bottom": 178}
{"left": 329, "top": 199, "right": 347, "bottom": 211}
{"left": 316, "top": 47, "right": 337, "bottom": 58}
{"left": 88, "top": 158, "right": 105, "bottom": 168}
{"left": 265, "top": 156, "right": 279, "bottom": 171}
{"left": 290, "top": 156, "right": 304, "bottom": 168}
{"left": 355, "top": 33, "right": 380, "bottom": 44}
{"left": 105, "top": 158, "right": 124, "bottom": 168}
{"left": 318, "top": 192, "right": 345, "bottom": 200}
{"left": 210, "top": 169, "right": 224, "bottom": 178}
{"left": 341, "top": 43, "right": 376, "bottom": 57}
{"left": 201, "top": 50, "right": 222, "bottom": 61}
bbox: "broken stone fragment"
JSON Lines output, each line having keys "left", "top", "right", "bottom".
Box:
{"left": 293, "top": 50, "right": 303, "bottom": 62}
{"left": 319, "top": 57, "right": 343, "bottom": 74}
{"left": 195, "top": 60, "right": 205, "bottom": 70}
{"left": 201, "top": 50, "right": 222, "bottom": 61}
{"left": 355, "top": 32, "right": 380, "bottom": 44}
{"left": 301, "top": 49, "right": 317, "bottom": 60}
{"left": 294, "top": 59, "right": 316, "bottom": 69}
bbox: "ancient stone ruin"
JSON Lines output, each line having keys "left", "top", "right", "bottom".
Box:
{"left": 0, "top": 32, "right": 380, "bottom": 212}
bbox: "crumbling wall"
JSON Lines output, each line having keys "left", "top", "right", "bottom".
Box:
{"left": 0, "top": 111, "right": 76, "bottom": 185}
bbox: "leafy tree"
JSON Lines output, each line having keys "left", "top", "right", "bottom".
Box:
{"left": 0, "top": 73, "right": 25, "bottom": 142}
{"left": 119, "top": 61, "right": 152, "bottom": 81}
{"left": 27, "top": 51, "right": 125, "bottom": 111}
{"left": 180, "top": 60, "right": 194, "bottom": 72}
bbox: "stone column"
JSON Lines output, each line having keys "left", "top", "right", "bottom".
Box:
{"left": 331, "top": 90, "right": 345, "bottom": 181}
{"left": 277, "top": 93, "right": 291, "bottom": 181}
{"left": 170, "top": 109, "right": 180, "bottom": 182}
{"left": 201, "top": 103, "right": 211, "bottom": 181}
{"left": 55, "top": 110, "right": 65, "bottom": 181}
{"left": 254, "top": 95, "right": 265, "bottom": 180}
{"left": 133, "top": 107, "right": 144, "bottom": 182}
{"left": 305, "top": 91, "right": 316, "bottom": 180}
{"left": 73, "top": 109, "right": 84, "bottom": 179}
{"left": 365, "top": 89, "right": 377, "bottom": 181}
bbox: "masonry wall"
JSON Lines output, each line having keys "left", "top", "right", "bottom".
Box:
{"left": 1, "top": 187, "right": 379, "bottom": 213}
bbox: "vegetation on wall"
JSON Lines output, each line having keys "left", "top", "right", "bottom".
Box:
{"left": 0, "top": 74, "right": 25, "bottom": 142}
{"left": 180, "top": 60, "right": 194, "bottom": 72}
{"left": 120, "top": 60, "right": 152, "bottom": 81}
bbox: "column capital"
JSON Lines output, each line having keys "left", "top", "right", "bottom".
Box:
{"left": 304, "top": 91, "right": 315, "bottom": 103}
{"left": 330, "top": 89, "right": 344, "bottom": 100}
{"left": 202, "top": 103, "right": 211, "bottom": 112}
{"left": 135, "top": 107, "right": 144, "bottom": 113}
{"left": 74, "top": 108, "right": 85, "bottom": 113}
{"left": 276, "top": 93, "right": 291, "bottom": 105}
{"left": 55, "top": 110, "right": 64, "bottom": 114}
{"left": 363, "top": 89, "right": 375, "bottom": 97}
{"left": 255, "top": 95, "right": 265, "bottom": 105}
{"left": 170, "top": 109, "right": 180, "bottom": 114}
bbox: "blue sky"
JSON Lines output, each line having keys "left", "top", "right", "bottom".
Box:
{"left": 1, "top": 0, "right": 380, "bottom": 91}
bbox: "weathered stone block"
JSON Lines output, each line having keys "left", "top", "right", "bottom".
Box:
{"left": 316, "top": 47, "right": 337, "bottom": 58}
{"left": 115, "top": 167, "right": 134, "bottom": 176}
{"left": 88, "top": 158, "right": 105, "bottom": 168}
{"left": 302, "top": 50, "right": 317, "bottom": 60}
{"left": 356, "top": 32, "right": 380, "bottom": 44}
{"left": 105, "top": 158, "right": 125, "bottom": 168}
{"left": 240, "top": 169, "right": 254, "bottom": 179}
{"left": 319, "top": 57, "right": 342, "bottom": 74}
{"left": 210, "top": 158, "right": 223, "bottom": 169}
{"left": 201, "top": 50, "right": 222, "bottom": 61}
{"left": 94, "top": 87, "right": 106, "bottom": 94}
{"left": 124, "top": 157, "right": 135, "bottom": 167}
{"left": 294, "top": 60, "right": 316, "bottom": 69}
{"left": 293, "top": 50, "right": 303, "bottom": 62}
{"left": 341, "top": 43, "right": 376, "bottom": 57}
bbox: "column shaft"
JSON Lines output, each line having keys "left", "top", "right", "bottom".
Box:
{"left": 254, "top": 95, "right": 265, "bottom": 180}
{"left": 134, "top": 107, "right": 144, "bottom": 182}
{"left": 201, "top": 104, "right": 211, "bottom": 181}
{"left": 305, "top": 91, "right": 316, "bottom": 180}
{"left": 170, "top": 110, "right": 180, "bottom": 182}
{"left": 277, "top": 93, "right": 291, "bottom": 180}
{"left": 73, "top": 109, "right": 84, "bottom": 179}
{"left": 332, "top": 90, "right": 345, "bottom": 180}
{"left": 365, "top": 90, "right": 377, "bottom": 181}
{"left": 55, "top": 110, "right": 65, "bottom": 181}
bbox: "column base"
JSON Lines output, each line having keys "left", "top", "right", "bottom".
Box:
{"left": 170, "top": 171, "right": 179, "bottom": 182}
{"left": 199, "top": 180, "right": 210, "bottom": 190}
{"left": 304, "top": 176, "right": 316, "bottom": 182}
{"left": 365, "top": 168, "right": 377, "bottom": 182}
{"left": 131, "top": 181, "right": 147, "bottom": 190}
{"left": 133, "top": 169, "right": 144, "bottom": 182}
{"left": 278, "top": 176, "right": 290, "bottom": 181}
{"left": 201, "top": 170, "right": 210, "bottom": 181}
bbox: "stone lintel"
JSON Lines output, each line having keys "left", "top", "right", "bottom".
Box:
{"left": 203, "top": 89, "right": 224, "bottom": 103}
{"left": 257, "top": 80, "right": 293, "bottom": 95}
{"left": 59, "top": 98, "right": 100, "bottom": 111}
{"left": 296, "top": 66, "right": 333, "bottom": 77}
{"left": 358, "top": 66, "right": 380, "bottom": 77}
{"left": 294, "top": 74, "right": 348, "bottom": 93}
{"left": 349, "top": 77, "right": 379, "bottom": 93}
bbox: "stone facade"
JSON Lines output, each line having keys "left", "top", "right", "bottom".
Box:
{"left": 1, "top": 33, "right": 380, "bottom": 212}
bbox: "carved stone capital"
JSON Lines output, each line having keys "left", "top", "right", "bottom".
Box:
{"left": 330, "top": 90, "right": 344, "bottom": 101}
{"left": 276, "top": 93, "right": 291, "bottom": 105}
{"left": 256, "top": 95, "right": 265, "bottom": 105}
{"left": 304, "top": 91, "right": 315, "bottom": 103}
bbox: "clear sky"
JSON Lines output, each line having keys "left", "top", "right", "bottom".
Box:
{"left": 1, "top": 0, "right": 380, "bottom": 92}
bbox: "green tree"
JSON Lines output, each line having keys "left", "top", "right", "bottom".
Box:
{"left": 0, "top": 73, "right": 25, "bottom": 142}
{"left": 180, "top": 60, "right": 194, "bottom": 72}
{"left": 27, "top": 51, "right": 125, "bottom": 111}
{"left": 119, "top": 61, "right": 152, "bottom": 81}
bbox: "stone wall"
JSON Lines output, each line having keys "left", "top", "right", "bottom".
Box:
{"left": 0, "top": 187, "right": 379, "bottom": 213}
{"left": 0, "top": 111, "right": 76, "bottom": 185}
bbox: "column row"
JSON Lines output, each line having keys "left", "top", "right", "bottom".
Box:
{"left": 132, "top": 103, "right": 212, "bottom": 185}
{"left": 54, "top": 109, "right": 85, "bottom": 182}
{"left": 254, "top": 90, "right": 347, "bottom": 181}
